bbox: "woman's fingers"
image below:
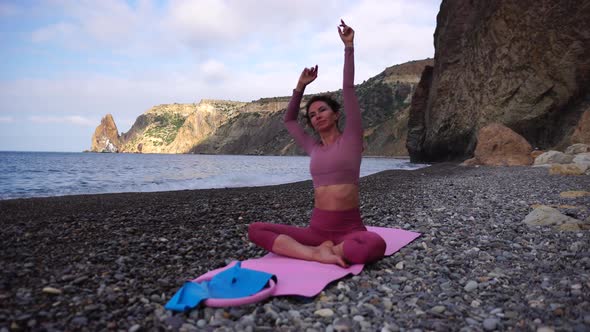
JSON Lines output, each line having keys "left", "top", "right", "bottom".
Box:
{"left": 338, "top": 20, "right": 353, "bottom": 39}
{"left": 305, "top": 65, "right": 318, "bottom": 77}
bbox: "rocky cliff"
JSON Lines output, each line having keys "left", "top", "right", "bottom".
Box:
{"left": 119, "top": 101, "right": 245, "bottom": 154}
{"left": 90, "top": 114, "right": 120, "bottom": 152}
{"left": 407, "top": 0, "right": 590, "bottom": 162}
{"left": 91, "top": 59, "right": 432, "bottom": 155}
{"left": 359, "top": 59, "right": 433, "bottom": 156}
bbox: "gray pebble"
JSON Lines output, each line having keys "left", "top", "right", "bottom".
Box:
{"left": 464, "top": 280, "right": 478, "bottom": 292}
{"left": 431, "top": 305, "right": 446, "bottom": 314}
{"left": 483, "top": 318, "right": 499, "bottom": 331}
{"left": 70, "top": 316, "right": 88, "bottom": 326}
{"left": 333, "top": 318, "right": 353, "bottom": 332}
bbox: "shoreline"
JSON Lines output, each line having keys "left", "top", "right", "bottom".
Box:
{"left": 0, "top": 155, "right": 421, "bottom": 202}
{"left": 1, "top": 163, "right": 589, "bottom": 330}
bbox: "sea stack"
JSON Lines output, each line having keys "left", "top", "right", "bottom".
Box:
{"left": 91, "top": 114, "right": 121, "bottom": 153}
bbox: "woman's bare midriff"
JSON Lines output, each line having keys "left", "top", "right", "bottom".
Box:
{"left": 314, "top": 184, "right": 359, "bottom": 210}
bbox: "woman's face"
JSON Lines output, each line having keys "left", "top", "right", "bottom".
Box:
{"left": 308, "top": 101, "right": 339, "bottom": 132}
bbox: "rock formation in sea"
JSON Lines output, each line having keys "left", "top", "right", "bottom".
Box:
{"left": 90, "top": 114, "right": 120, "bottom": 153}
{"left": 407, "top": 0, "right": 590, "bottom": 162}
{"left": 90, "top": 58, "right": 432, "bottom": 155}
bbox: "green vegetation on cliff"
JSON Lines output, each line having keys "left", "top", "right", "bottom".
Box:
{"left": 143, "top": 113, "right": 187, "bottom": 146}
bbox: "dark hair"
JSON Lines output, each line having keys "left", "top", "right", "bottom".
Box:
{"left": 304, "top": 95, "right": 341, "bottom": 128}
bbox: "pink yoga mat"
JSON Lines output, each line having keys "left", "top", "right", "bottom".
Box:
{"left": 195, "top": 227, "right": 420, "bottom": 297}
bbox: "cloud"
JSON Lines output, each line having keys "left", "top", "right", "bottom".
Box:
{"left": 199, "top": 59, "right": 229, "bottom": 83}
{"left": 28, "top": 115, "right": 96, "bottom": 126}
{"left": 29, "top": 0, "right": 159, "bottom": 52}
{"left": 165, "top": 0, "right": 240, "bottom": 45}
{"left": 164, "top": 0, "right": 339, "bottom": 48}
{"left": 311, "top": 0, "right": 438, "bottom": 79}
{"left": 0, "top": 116, "right": 15, "bottom": 123}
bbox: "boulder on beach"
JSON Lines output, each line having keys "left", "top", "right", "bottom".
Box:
{"left": 565, "top": 144, "right": 590, "bottom": 155}
{"left": 523, "top": 205, "right": 588, "bottom": 231}
{"left": 549, "top": 164, "right": 588, "bottom": 176}
{"left": 534, "top": 151, "right": 575, "bottom": 165}
{"left": 462, "top": 123, "right": 532, "bottom": 166}
{"left": 573, "top": 152, "right": 590, "bottom": 166}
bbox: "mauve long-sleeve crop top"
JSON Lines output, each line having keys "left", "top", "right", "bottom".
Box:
{"left": 284, "top": 47, "right": 363, "bottom": 188}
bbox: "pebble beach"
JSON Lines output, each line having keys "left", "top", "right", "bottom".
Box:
{"left": 1, "top": 163, "right": 589, "bottom": 331}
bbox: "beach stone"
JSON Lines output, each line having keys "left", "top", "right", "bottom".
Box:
{"left": 464, "top": 280, "right": 478, "bottom": 292}
{"left": 559, "top": 191, "right": 590, "bottom": 198}
{"left": 523, "top": 205, "right": 582, "bottom": 227}
{"left": 558, "top": 223, "right": 584, "bottom": 231}
{"left": 535, "top": 151, "right": 574, "bottom": 165}
{"left": 332, "top": 318, "right": 353, "bottom": 332}
{"left": 550, "top": 164, "right": 587, "bottom": 175}
{"left": 472, "top": 123, "right": 533, "bottom": 166}
{"left": 314, "top": 309, "right": 334, "bottom": 317}
{"left": 129, "top": 324, "right": 141, "bottom": 332}
{"left": 573, "top": 153, "right": 590, "bottom": 169}
{"left": 382, "top": 322, "right": 401, "bottom": 332}
{"left": 165, "top": 316, "right": 184, "bottom": 329}
{"left": 483, "top": 318, "right": 499, "bottom": 331}
{"left": 537, "top": 327, "right": 555, "bottom": 332}
{"left": 431, "top": 305, "right": 446, "bottom": 314}
{"left": 180, "top": 323, "right": 197, "bottom": 331}
{"left": 70, "top": 316, "right": 88, "bottom": 326}
{"left": 288, "top": 310, "right": 301, "bottom": 319}
{"left": 382, "top": 298, "right": 393, "bottom": 311}
{"left": 42, "top": 287, "right": 62, "bottom": 295}
{"left": 565, "top": 144, "right": 590, "bottom": 154}
{"left": 338, "top": 303, "right": 350, "bottom": 313}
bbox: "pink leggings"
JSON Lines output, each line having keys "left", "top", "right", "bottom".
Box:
{"left": 248, "top": 208, "right": 386, "bottom": 264}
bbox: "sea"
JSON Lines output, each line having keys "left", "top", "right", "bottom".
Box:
{"left": 0, "top": 152, "right": 428, "bottom": 200}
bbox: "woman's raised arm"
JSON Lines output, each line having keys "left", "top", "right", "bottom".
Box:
{"left": 284, "top": 66, "right": 319, "bottom": 155}
{"left": 339, "top": 20, "right": 362, "bottom": 138}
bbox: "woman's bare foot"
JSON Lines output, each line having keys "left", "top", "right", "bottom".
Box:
{"left": 312, "top": 241, "right": 348, "bottom": 267}
{"left": 332, "top": 242, "right": 345, "bottom": 258}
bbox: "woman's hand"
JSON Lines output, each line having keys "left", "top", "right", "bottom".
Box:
{"left": 296, "top": 65, "right": 318, "bottom": 91}
{"left": 338, "top": 19, "right": 354, "bottom": 47}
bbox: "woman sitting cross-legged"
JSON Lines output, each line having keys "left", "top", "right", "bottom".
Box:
{"left": 248, "top": 20, "right": 386, "bottom": 267}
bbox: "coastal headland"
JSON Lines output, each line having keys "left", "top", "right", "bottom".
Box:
{"left": 1, "top": 163, "right": 589, "bottom": 330}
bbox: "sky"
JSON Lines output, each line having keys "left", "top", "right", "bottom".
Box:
{"left": 0, "top": 0, "right": 441, "bottom": 152}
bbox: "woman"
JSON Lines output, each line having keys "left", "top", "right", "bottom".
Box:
{"left": 248, "top": 20, "right": 386, "bottom": 268}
